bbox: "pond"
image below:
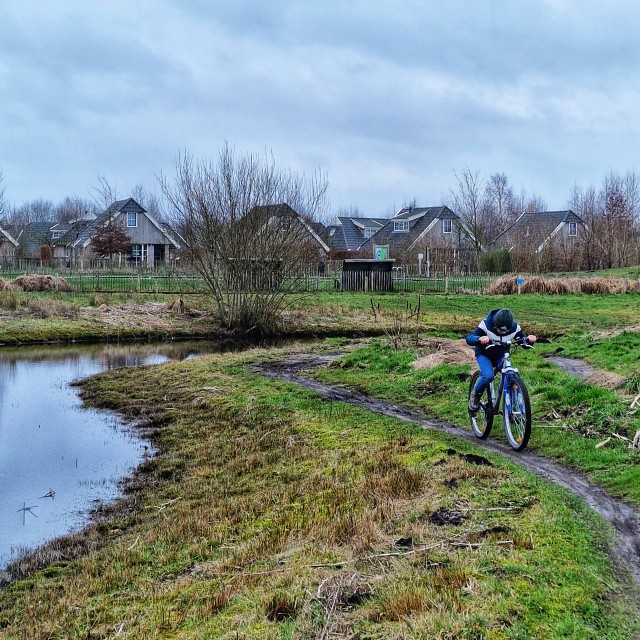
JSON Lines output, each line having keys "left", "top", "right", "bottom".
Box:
{"left": 0, "top": 340, "right": 229, "bottom": 569}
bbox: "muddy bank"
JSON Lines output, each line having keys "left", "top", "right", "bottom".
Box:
{"left": 254, "top": 354, "right": 640, "bottom": 587}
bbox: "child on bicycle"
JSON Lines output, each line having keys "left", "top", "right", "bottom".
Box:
{"left": 466, "top": 308, "right": 536, "bottom": 412}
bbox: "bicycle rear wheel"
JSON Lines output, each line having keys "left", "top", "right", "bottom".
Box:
{"left": 502, "top": 373, "right": 531, "bottom": 451}
{"left": 468, "top": 370, "right": 493, "bottom": 439}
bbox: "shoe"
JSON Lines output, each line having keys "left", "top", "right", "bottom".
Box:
{"left": 468, "top": 391, "right": 481, "bottom": 412}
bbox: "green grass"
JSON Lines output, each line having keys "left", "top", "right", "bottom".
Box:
{"left": 313, "top": 338, "right": 640, "bottom": 505}
{"left": 0, "top": 347, "right": 637, "bottom": 638}
{"left": 0, "top": 290, "right": 640, "bottom": 636}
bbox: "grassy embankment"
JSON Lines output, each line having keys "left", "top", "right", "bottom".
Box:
{"left": 0, "top": 290, "right": 639, "bottom": 637}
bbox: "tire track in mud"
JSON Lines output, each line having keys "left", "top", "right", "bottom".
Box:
{"left": 253, "top": 355, "right": 640, "bottom": 587}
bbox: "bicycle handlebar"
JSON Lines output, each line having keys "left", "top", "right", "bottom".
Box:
{"left": 485, "top": 337, "right": 534, "bottom": 349}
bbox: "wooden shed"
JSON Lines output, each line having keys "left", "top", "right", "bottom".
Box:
{"left": 341, "top": 259, "right": 395, "bottom": 291}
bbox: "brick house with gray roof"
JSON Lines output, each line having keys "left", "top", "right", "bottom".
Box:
{"left": 357, "top": 206, "right": 477, "bottom": 270}
{"left": 490, "top": 210, "right": 587, "bottom": 271}
{"left": 53, "top": 198, "right": 182, "bottom": 266}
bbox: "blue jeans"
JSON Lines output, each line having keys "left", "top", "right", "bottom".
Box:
{"left": 474, "top": 354, "right": 502, "bottom": 395}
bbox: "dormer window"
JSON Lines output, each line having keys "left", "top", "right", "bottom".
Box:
{"left": 281, "top": 216, "right": 292, "bottom": 231}
{"left": 568, "top": 222, "right": 577, "bottom": 236}
{"left": 127, "top": 212, "right": 137, "bottom": 227}
{"left": 364, "top": 227, "right": 376, "bottom": 238}
{"left": 393, "top": 220, "right": 409, "bottom": 232}
{"left": 442, "top": 219, "right": 452, "bottom": 233}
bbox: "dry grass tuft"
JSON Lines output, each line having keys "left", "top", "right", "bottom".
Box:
{"left": 264, "top": 591, "right": 300, "bottom": 622}
{"left": 414, "top": 338, "right": 475, "bottom": 369}
{"left": 0, "top": 277, "right": 17, "bottom": 291}
{"left": 487, "top": 274, "right": 640, "bottom": 295}
{"left": 12, "top": 274, "right": 73, "bottom": 292}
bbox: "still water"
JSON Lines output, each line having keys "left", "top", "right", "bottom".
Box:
{"left": 0, "top": 341, "right": 223, "bottom": 568}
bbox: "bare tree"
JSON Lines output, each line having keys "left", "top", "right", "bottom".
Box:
{"left": 55, "top": 196, "right": 96, "bottom": 223}
{"left": 485, "top": 173, "right": 514, "bottom": 232}
{"left": 448, "top": 167, "right": 485, "bottom": 263}
{"left": 91, "top": 176, "right": 118, "bottom": 211}
{"left": 0, "top": 170, "right": 6, "bottom": 221}
{"left": 131, "top": 184, "right": 165, "bottom": 220}
{"left": 159, "top": 144, "right": 328, "bottom": 335}
{"left": 568, "top": 183, "right": 600, "bottom": 269}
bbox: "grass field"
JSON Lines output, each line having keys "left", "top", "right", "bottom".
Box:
{"left": 0, "top": 290, "right": 639, "bottom": 638}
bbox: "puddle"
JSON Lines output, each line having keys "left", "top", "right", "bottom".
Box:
{"left": 0, "top": 341, "right": 227, "bottom": 568}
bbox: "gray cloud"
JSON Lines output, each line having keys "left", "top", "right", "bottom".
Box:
{"left": 1, "top": 0, "right": 639, "bottom": 214}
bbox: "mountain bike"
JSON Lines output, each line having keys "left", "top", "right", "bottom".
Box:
{"left": 468, "top": 338, "right": 533, "bottom": 451}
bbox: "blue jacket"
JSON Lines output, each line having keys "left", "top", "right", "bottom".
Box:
{"left": 466, "top": 309, "right": 527, "bottom": 362}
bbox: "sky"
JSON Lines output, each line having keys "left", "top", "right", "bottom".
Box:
{"left": 1, "top": 0, "right": 639, "bottom": 218}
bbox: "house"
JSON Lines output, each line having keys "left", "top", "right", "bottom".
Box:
{"left": 0, "top": 226, "right": 18, "bottom": 263}
{"left": 13, "top": 221, "right": 59, "bottom": 259}
{"left": 357, "top": 206, "right": 476, "bottom": 271}
{"left": 247, "top": 203, "right": 330, "bottom": 259}
{"left": 321, "top": 216, "right": 389, "bottom": 256}
{"left": 490, "top": 210, "right": 587, "bottom": 272}
{"left": 53, "top": 198, "right": 182, "bottom": 267}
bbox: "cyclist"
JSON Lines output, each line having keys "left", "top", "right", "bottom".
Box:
{"left": 466, "top": 308, "right": 537, "bottom": 412}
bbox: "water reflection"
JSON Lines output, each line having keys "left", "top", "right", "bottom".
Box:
{"left": 0, "top": 340, "right": 228, "bottom": 568}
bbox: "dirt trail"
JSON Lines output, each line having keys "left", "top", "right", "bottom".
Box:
{"left": 254, "top": 354, "right": 640, "bottom": 587}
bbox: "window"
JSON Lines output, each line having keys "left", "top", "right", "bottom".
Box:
{"left": 280, "top": 216, "right": 292, "bottom": 231}
{"left": 131, "top": 244, "right": 142, "bottom": 259}
{"left": 568, "top": 222, "right": 577, "bottom": 236}
{"left": 127, "top": 212, "right": 137, "bottom": 227}
{"left": 393, "top": 220, "right": 409, "bottom": 232}
{"left": 442, "top": 219, "right": 452, "bottom": 233}
{"left": 364, "top": 227, "right": 376, "bottom": 238}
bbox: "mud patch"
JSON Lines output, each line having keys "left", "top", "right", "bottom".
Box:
{"left": 429, "top": 507, "right": 468, "bottom": 526}
{"left": 547, "top": 356, "right": 625, "bottom": 389}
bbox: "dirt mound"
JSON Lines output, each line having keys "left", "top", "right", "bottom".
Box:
{"left": 487, "top": 275, "right": 639, "bottom": 295}
{"left": 12, "top": 274, "right": 73, "bottom": 292}
{"left": 413, "top": 338, "right": 475, "bottom": 369}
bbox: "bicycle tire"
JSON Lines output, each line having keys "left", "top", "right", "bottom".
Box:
{"left": 468, "top": 370, "right": 493, "bottom": 439}
{"left": 502, "top": 373, "right": 531, "bottom": 451}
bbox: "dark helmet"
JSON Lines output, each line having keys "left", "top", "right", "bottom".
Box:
{"left": 493, "top": 308, "right": 513, "bottom": 332}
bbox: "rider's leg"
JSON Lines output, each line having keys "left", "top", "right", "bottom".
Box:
{"left": 470, "top": 354, "right": 495, "bottom": 411}
{"left": 474, "top": 354, "right": 495, "bottom": 395}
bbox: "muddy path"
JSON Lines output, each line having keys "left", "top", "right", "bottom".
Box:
{"left": 254, "top": 354, "right": 640, "bottom": 587}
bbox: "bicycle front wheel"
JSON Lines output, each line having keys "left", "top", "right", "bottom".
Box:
{"left": 469, "top": 370, "right": 493, "bottom": 439}
{"left": 502, "top": 373, "right": 531, "bottom": 451}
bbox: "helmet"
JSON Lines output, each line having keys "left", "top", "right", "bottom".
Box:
{"left": 493, "top": 308, "right": 513, "bottom": 332}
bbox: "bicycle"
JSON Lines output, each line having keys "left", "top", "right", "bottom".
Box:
{"left": 468, "top": 338, "right": 533, "bottom": 451}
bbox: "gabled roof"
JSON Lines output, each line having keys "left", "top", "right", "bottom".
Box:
{"left": 248, "top": 203, "right": 330, "bottom": 252}
{"left": 0, "top": 227, "right": 18, "bottom": 247}
{"left": 62, "top": 198, "right": 180, "bottom": 249}
{"left": 322, "top": 216, "right": 389, "bottom": 251}
{"left": 16, "top": 221, "right": 58, "bottom": 255}
{"left": 491, "top": 210, "right": 584, "bottom": 252}
{"left": 358, "top": 206, "right": 461, "bottom": 252}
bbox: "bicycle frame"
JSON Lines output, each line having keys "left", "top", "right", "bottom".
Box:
{"left": 486, "top": 343, "right": 520, "bottom": 414}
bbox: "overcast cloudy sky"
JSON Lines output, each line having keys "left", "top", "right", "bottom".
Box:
{"left": 1, "top": 0, "right": 639, "bottom": 216}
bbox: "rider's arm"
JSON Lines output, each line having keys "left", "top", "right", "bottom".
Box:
{"left": 465, "top": 327, "right": 486, "bottom": 346}
{"left": 514, "top": 328, "right": 537, "bottom": 345}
